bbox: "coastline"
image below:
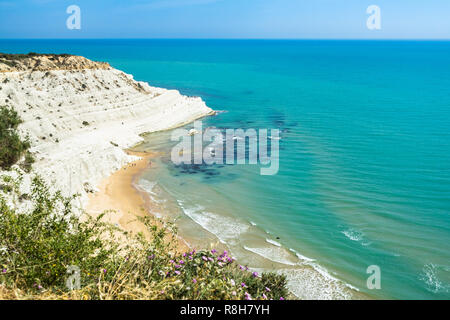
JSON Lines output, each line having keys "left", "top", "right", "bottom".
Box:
{"left": 86, "top": 143, "right": 368, "bottom": 300}
{"left": 0, "top": 54, "right": 214, "bottom": 211}
{"left": 86, "top": 149, "right": 190, "bottom": 253}
{"left": 0, "top": 53, "right": 367, "bottom": 300}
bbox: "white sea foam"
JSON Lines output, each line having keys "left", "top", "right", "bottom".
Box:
{"left": 149, "top": 195, "right": 166, "bottom": 204}
{"left": 342, "top": 228, "right": 372, "bottom": 247}
{"left": 178, "top": 202, "right": 250, "bottom": 244}
{"left": 137, "top": 179, "right": 167, "bottom": 204}
{"left": 243, "top": 245, "right": 298, "bottom": 266}
{"left": 177, "top": 201, "right": 359, "bottom": 299}
{"left": 137, "top": 179, "right": 158, "bottom": 195}
{"left": 419, "top": 263, "right": 450, "bottom": 294}
{"left": 266, "top": 238, "right": 282, "bottom": 247}
{"left": 342, "top": 228, "right": 364, "bottom": 242}
{"left": 291, "top": 253, "right": 360, "bottom": 293}
{"left": 254, "top": 257, "right": 358, "bottom": 299}
{"left": 278, "top": 267, "right": 354, "bottom": 300}
{"left": 307, "top": 262, "right": 341, "bottom": 283}
{"left": 289, "top": 248, "right": 316, "bottom": 263}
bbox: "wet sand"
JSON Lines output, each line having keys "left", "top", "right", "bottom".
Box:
{"left": 86, "top": 150, "right": 190, "bottom": 252}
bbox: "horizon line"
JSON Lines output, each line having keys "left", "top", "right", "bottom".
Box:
{"left": 1, "top": 38, "right": 450, "bottom": 41}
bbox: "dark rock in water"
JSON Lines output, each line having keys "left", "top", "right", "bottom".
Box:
{"left": 268, "top": 109, "right": 286, "bottom": 127}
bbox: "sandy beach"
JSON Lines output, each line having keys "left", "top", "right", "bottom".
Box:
{"left": 86, "top": 149, "right": 190, "bottom": 252}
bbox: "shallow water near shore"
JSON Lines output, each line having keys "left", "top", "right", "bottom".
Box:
{"left": 2, "top": 39, "right": 450, "bottom": 299}
{"left": 133, "top": 130, "right": 366, "bottom": 299}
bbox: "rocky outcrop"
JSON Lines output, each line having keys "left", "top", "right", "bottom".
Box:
{"left": 0, "top": 53, "right": 110, "bottom": 72}
{"left": 0, "top": 54, "right": 214, "bottom": 209}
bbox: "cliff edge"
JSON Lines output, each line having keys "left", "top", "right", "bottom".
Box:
{"left": 0, "top": 53, "right": 214, "bottom": 208}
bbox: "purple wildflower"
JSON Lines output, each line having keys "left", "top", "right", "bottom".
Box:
{"left": 192, "top": 278, "right": 197, "bottom": 284}
{"left": 252, "top": 271, "right": 258, "bottom": 278}
{"left": 179, "top": 260, "right": 185, "bottom": 264}
{"left": 103, "top": 269, "right": 107, "bottom": 273}
{"left": 262, "top": 293, "right": 267, "bottom": 300}
{"left": 148, "top": 254, "right": 155, "bottom": 260}
{"left": 174, "top": 270, "right": 181, "bottom": 275}
{"left": 202, "top": 256, "right": 208, "bottom": 261}
{"left": 241, "top": 282, "right": 247, "bottom": 288}
{"left": 280, "top": 297, "right": 285, "bottom": 300}
{"left": 1, "top": 268, "right": 6, "bottom": 273}
{"left": 244, "top": 292, "right": 252, "bottom": 300}
{"left": 265, "top": 287, "right": 271, "bottom": 292}
{"left": 211, "top": 249, "right": 217, "bottom": 254}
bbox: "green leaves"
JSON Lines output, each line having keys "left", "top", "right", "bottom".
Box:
{"left": 0, "top": 106, "right": 33, "bottom": 171}
{"left": 0, "top": 106, "right": 22, "bottom": 131}
{"left": 0, "top": 175, "right": 290, "bottom": 300}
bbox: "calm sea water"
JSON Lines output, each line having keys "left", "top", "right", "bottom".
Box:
{"left": 2, "top": 40, "right": 449, "bottom": 299}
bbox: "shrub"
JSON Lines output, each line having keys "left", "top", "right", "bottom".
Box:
{"left": 0, "top": 106, "right": 31, "bottom": 170}
{"left": 19, "top": 151, "right": 35, "bottom": 173}
{"left": 0, "top": 175, "right": 289, "bottom": 300}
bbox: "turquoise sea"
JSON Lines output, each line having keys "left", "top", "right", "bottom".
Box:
{"left": 1, "top": 39, "right": 449, "bottom": 299}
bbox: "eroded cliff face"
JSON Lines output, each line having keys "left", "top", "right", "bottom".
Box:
{"left": 0, "top": 53, "right": 214, "bottom": 208}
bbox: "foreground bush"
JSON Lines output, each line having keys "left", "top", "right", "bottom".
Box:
{"left": 0, "top": 106, "right": 32, "bottom": 171}
{"left": 0, "top": 175, "right": 289, "bottom": 300}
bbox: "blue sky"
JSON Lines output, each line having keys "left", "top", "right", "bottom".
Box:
{"left": 0, "top": 0, "right": 449, "bottom": 39}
